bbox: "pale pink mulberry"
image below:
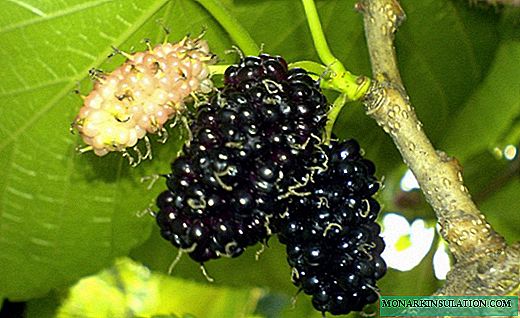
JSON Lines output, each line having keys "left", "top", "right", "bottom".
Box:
{"left": 73, "top": 37, "right": 215, "bottom": 158}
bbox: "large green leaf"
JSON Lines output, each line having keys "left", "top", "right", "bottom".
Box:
{"left": 396, "top": 0, "right": 499, "bottom": 142}
{"left": 440, "top": 39, "right": 520, "bottom": 161}
{"left": 131, "top": 226, "right": 296, "bottom": 295}
{"left": 0, "top": 0, "right": 235, "bottom": 300}
{"left": 0, "top": 0, "right": 508, "bottom": 310}
{"left": 53, "top": 258, "right": 263, "bottom": 318}
{"left": 463, "top": 150, "right": 520, "bottom": 244}
{"left": 480, "top": 179, "right": 520, "bottom": 243}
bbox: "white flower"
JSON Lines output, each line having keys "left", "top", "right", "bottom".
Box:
{"left": 380, "top": 213, "right": 435, "bottom": 271}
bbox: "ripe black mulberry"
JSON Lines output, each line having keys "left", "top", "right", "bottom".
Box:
{"left": 277, "top": 139, "right": 386, "bottom": 315}
{"left": 155, "top": 54, "right": 329, "bottom": 263}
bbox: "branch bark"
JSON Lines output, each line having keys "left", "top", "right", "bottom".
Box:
{"left": 358, "top": 0, "right": 519, "bottom": 295}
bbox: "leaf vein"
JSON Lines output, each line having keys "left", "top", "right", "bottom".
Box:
{"left": 0, "top": 79, "right": 70, "bottom": 97}
{"left": 0, "top": 0, "right": 114, "bottom": 35}
{"left": 4, "top": 0, "right": 46, "bottom": 17}
{"left": 0, "top": 0, "right": 172, "bottom": 153}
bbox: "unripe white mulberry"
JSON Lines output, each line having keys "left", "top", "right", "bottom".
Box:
{"left": 73, "top": 37, "right": 215, "bottom": 162}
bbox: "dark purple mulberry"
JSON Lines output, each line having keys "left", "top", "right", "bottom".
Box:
{"left": 276, "top": 139, "right": 386, "bottom": 315}
{"left": 155, "top": 54, "right": 328, "bottom": 263}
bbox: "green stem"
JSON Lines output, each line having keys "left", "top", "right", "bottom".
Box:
{"left": 288, "top": 60, "right": 327, "bottom": 77}
{"left": 301, "top": 0, "right": 371, "bottom": 101}
{"left": 194, "top": 0, "right": 259, "bottom": 55}
{"left": 301, "top": 0, "right": 345, "bottom": 74}
{"left": 302, "top": 0, "right": 345, "bottom": 73}
{"left": 324, "top": 93, "right": 348, "bottom": 144}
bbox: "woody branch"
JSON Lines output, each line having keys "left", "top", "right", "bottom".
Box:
{"left": 358, "top": 0, "right": 519, "bottom": 295}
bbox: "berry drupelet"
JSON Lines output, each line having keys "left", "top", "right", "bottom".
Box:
{"left": 277, "top": 139, "right": 386, "bottom": 316}
{"left": 155, "top": 54, "right": 329, "bottom": 264}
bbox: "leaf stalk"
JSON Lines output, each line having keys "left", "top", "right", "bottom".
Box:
{"left": 194, "top": 0, "right": 259, "bottom": 55}
{"left": 301, "top": 0, "right": 371, "bottom": 101}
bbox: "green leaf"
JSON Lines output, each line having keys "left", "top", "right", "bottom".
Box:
{"left": 462, "top": 151, "right": 509, "bottom": 199}
{"left": 440, "top": 39, "right": 520, "bottom": 162}
{"left": 26, "top": 293, "right": 60, "bottom": 318}
{"left": 131, "top": 227, "right": 296, "bottom": 294}
{"left": 0, "top": 0, "right": 234, "bottom": 300}
{"left": 55, "top": 258, "right": 263, "bottom": 318}
{"left": 479, "top": 179, "right": 520, "bottom": 243}
{"left": 0, "top": 0, "right": 510, "bottom": 310}
{"left": 396, "top": 0, "right": 500, "bottom": 143}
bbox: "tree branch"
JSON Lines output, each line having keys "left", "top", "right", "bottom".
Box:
{"left": 358, "top": 0, "right": 519, "bottom": 295}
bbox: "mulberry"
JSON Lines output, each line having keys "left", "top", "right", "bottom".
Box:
{"left": 277, "top": 139, "right": 386, "bottom": 315}
{"left": 155, "top": 54, "right": 329, "bottom": 263}
{"left": 73, "top": 37, "right": 215, "bottom": 159}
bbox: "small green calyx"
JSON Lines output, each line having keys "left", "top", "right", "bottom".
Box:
{"left": 289, "top": 60, "right": 371, "bottom": 102}
{"left": 321, "top": 70, "right": 372, "bottom": 102}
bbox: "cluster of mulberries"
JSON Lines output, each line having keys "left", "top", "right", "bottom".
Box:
{"left": 155, "top": 54, "right": 328, "bottom": 263}
{"left": 71, "top": 28, "right": 386, "bottom": 314}
{"left": 152, "top": 53, "right": 386, "bottom": 315}
{"left": 73, "top": 37, "right": 214, "bottom": 156}
{"left": 276, "top": 139, "right": 386, "bottom": 315}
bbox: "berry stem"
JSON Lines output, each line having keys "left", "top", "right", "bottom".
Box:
{"left": 301, "top": 0, "right": 345, "bottom": 74}
{"left": 194, "top": 0, "right": 259, "bottom": 55}
{"left": 288, "top": 61, "right": 327, "bottom": 76}
{"left": 324, "top": 93, "right": 348, "bottom": 145}
{"left": 301, "top": 0, "right": 371, "bottom": 102}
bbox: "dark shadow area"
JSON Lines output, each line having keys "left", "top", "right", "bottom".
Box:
{"left": 0, "top": 299, "right": 25, "bottom": 318}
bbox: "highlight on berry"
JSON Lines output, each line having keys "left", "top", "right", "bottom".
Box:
{"left": 72, "top": 35, "right": 216, "bottom": 166}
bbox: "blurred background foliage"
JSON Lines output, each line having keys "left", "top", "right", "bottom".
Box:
{"left": 0, "top": 0, "right": 519, "bottom": 317}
